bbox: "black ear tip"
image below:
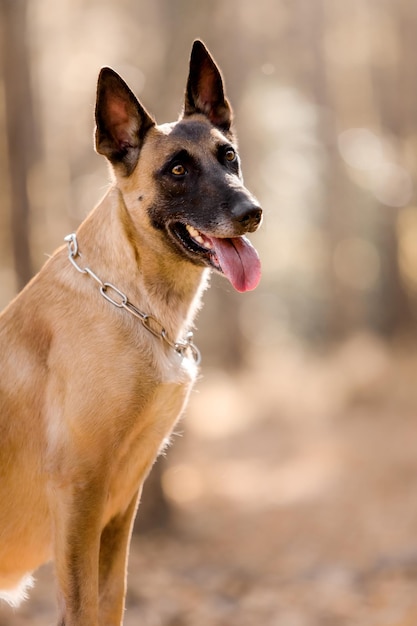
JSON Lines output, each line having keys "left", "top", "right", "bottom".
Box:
{"left": 191, "top": 39, "right": 210, "bottom": 60}
{"left": 192, "top": 39, "right": 206, "bottom": 49}
{"left": 99, "top": 66, "right": 114, "bottom": 77}
{"left": 97, "top": 67, "right": 119, "bottom": 87}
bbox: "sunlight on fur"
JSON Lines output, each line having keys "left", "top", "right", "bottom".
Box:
{"left": 0, "top": 575, "right": 34, "bottom": 608}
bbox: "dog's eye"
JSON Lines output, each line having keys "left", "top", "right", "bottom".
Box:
{"left": 171, "top": 164, "right": 187, "bottom": 176}
{"left": 225, "top": 149, "right": 237, "bottom": 162}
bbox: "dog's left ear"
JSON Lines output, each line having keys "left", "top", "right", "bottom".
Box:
{"left": 95, "top": 67, "right": 155, "bottom": 175}
{"left": 183, "top": 40, "right": 233, "bottom": 133}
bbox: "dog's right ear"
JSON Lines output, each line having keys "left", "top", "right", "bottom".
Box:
{"left": 95, "top": 68, "right": 155, "bottom": 175}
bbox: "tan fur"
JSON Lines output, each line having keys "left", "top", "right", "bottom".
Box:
{"left": 0, "top": 175, "right": 205, "bottom": 618}
{"left": 0, "top": 41, "right": 261, "bottom": 625}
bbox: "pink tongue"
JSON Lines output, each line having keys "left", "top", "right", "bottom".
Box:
{"left": 210, "top": 236, "right": 261, "bottom": 292}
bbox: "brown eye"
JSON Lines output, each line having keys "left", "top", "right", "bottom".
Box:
{"left": 171, "top": 164, "right": 186, "bottom": 176}
{"left": 225, "top": 148, "right": 236, "bottom": 162}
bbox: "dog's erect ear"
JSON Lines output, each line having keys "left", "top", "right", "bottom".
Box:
{"left": 95, "top": 68, "right": 155, "bottom": 175}
{"left": 183, "top": 40, "right": 233, "bottom": 133}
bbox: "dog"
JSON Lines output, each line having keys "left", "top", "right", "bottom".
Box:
{"left": 0, "top": 40, "right": 262, "bottom": 625}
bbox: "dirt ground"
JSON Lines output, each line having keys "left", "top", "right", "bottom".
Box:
{"left": 2, "top": 333, "right": 417, "bottom": 626}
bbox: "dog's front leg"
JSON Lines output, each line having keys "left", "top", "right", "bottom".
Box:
{"left": 98, "top": 490, "right": 141, "bottom": 625}
{"left": 52, "top": 477, "right": 106, "bottom": 626}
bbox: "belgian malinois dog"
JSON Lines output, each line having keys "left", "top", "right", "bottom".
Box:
{"left": 0, "top": 40, "right": 262, "bottom": 624}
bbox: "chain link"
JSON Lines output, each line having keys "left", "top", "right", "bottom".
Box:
{"left": 64, "top": 233, "right": 201, "bottom": 364}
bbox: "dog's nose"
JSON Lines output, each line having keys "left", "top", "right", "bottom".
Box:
{"left": 236, "top": 205, "right": 263, "bottom": 233}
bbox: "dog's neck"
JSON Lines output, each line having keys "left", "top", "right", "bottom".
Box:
{"left": 74, "top": 186, "right": 209, "bottom": 344}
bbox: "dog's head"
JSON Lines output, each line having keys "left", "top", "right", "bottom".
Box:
{"left": 95, "top": 40, "right": 262, "bottom": 292}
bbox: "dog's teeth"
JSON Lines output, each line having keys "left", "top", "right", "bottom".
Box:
{"left": 186, "top": 225, "right": 213, "bottom": 250}
{"left": 186, "top": 225, "right": 199, "bottom": 238}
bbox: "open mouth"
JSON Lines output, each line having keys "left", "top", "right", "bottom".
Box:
{"left": 169, "top": 222, "right": 261, "bottom": 292}
{"left": 170, "top": 222, "right": 220, "bottom": 267}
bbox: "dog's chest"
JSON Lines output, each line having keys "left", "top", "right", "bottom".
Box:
{"left": 103, "top": 355, "right": 197, "bottom": 522}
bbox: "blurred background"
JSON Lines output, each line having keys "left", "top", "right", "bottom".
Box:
{"left": 2, "top": 0, "right": 417, "bottom": 624}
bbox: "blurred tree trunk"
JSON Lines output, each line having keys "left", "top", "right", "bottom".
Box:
{"left": 368, "top": 0, "right": 413, "bottom": 333}
{"left": 0, "top": 0, "right": 34, "bottom": 288}
{"left": 298, "top": 0, "right": 411, "bottom": 337}
{"left": 295, "top": 0, "right": 352, "bottom": 339}
{"left": 134, "top": 460, "right": 171, "bottom": 533}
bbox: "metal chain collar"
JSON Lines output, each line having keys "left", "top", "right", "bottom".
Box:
{"left": 64, "top": 234, "right": 201, "bottom": 365}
